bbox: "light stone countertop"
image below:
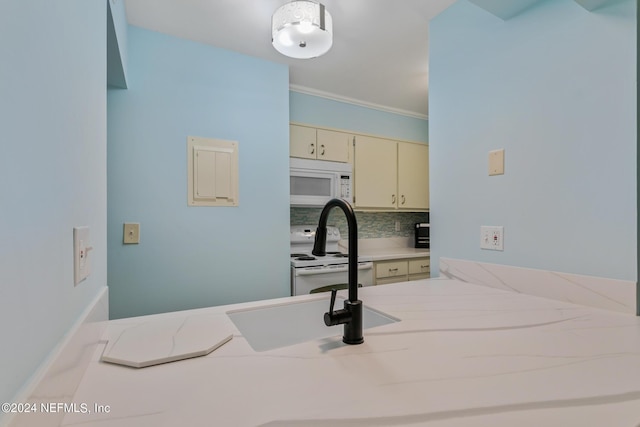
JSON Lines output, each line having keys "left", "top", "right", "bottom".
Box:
{"left": 59, "top": 279, "right": 640, "bottom": 426}
{"left": 359, "top": 246, "right": 430, "bottom": 261}
{"left": 340, "top": 237, "right": 430, "bottom": 261}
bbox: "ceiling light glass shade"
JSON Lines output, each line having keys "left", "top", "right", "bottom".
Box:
{"left": 272, "top": 1, "right": 333, "bottom": 59}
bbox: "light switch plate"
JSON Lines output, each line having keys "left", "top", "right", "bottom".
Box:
{"left": 480, "top": 226, "right": 504, "bottom": 251}
{"left": 123, "top": 223, "right": 140, "bottom": 244}
{"left": 73, "top": 226, "right": 92, "bottom": 285}
{"left": 489, "top": 149, "right": 505, "bottom": 176}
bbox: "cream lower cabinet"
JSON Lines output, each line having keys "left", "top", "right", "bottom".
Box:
{"left": 408, "top": 258, "right": 431, "bottom": 281}
{"left": 290, "top": 124, "right": 349, "bottom": 163}
{"left": 375, "top": 259, "right": 408, "bottom": 285}
{"left": 354, "top": 135, "right": 429, "bottom": 210}
{"left": 374, "top": 257, "right": 430, "bottom": 285}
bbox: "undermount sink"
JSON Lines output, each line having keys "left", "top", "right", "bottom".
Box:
{"left": 227, "top": 297, "right": 399, "bottom": 352}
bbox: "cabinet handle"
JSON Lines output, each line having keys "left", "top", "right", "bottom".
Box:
{"left": 391, "top": 194, "right": 396, "bottom": 204}
{"left": 389, "top": 268, "right": 398, "bottom": 272}
{"left": 421, "top": 265, "right": 428, "bottom": 269}
{"left": 320, "top": 144, "right": 325, "bottom": 155}
{"left": 401, "top": 195, "right": 406, "bottom": 205}
{"left": 309, "top": 143, "right": 315, "bottom": 155}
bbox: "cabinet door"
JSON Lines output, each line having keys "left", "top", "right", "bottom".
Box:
{"left": 408, "top": 258, "right": 430, "bottom": 275}
{"left": 398, "top": 142, "right": 429, "bottom": 210}
{"left": 375, "top": 260, "right": 408, "bottom": 279}
{"left": 316, "top": 129, "right": 349, "bottom": 162}
{"left": 290, "top": 125, "right": 317, "bottom": 159}
{"left": 354, "top": 136, "right": 397, "bottom": 209}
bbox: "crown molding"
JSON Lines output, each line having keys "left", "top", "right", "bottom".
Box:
{"left": 289, "top": 84, "right": 429, "bottom": 120}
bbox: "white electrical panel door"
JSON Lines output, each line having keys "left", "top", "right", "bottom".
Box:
{"left": 188, "top": 136, "right": 238, "bottom": 207}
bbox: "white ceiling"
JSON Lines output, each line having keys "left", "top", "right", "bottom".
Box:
{"left": 123, "top": 0, "right": 458, "bottom": 119}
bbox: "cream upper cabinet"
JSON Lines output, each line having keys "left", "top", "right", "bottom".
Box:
{"left": 290, "top": 124, "right": 316, "bottom": 160}
{"left": 398, "top": 142, "right": 429, "bottom": 210}
{"left": 290, "top": 124, "right": 349, "bottom": 163}
{"left": 316, "top": 129, "right": 349, "bottom": 162}
{"left": 354, "top": 135, "right": 398, "bottom": 209}
{"left": 354, "top": 135, "right": 429, "bottom": 211}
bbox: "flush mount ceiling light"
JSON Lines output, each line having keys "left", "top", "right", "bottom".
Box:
{"left": 271, "top": 1, "right": 333, "bottom": 59}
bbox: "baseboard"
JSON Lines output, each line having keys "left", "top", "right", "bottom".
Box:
{"left": 440, "top": 258, "right": 635, "bottom": 315}
{"left": 2, "top": 287, "right": 108, "bottom": 427}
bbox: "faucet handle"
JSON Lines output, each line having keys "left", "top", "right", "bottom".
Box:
{"left": 329, "top": 289, "right": 337, "bottom": 314}
{"left": 324, "top": 288, "right": 351, "bottom": 326}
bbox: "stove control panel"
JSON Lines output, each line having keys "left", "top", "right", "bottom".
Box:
{"left": 290, "top": 225, "right": 340, "bottom": 244}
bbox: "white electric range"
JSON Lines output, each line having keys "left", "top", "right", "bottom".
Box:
{"left": 290, "top": 225, "right": 374, "bottom": 296}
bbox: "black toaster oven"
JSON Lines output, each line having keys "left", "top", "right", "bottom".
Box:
{"left": 414, "top": 223, "right": 430, "bottom": 248}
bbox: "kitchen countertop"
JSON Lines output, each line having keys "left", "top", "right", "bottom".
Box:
{"left": 340, "top": 237, "right": 430, "bottom": 261}
{"left": 60, "top": 279, "right": 640, "bottom": 426}
{"left": 359, "top": 246, "right": 429, "bottom": 261}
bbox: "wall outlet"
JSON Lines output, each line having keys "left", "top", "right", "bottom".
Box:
{"left": 480, "top": 226, "right": 504, "bottom": 251}
{"left": 123, "top": 223, "right": 140, "bottom": 244}
{"left": 73, "top": 226, "right": 92, "bottom": 285}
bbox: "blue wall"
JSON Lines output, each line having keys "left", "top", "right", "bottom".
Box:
{"left": 107, "top": 27, "right": 291, "bottom": 319}
{"left": 429, "top": 0, "right": 636, "bottom": 280}
{"left": 290, "top": 91, "right": 429, "bottom": 143}
{"left": 0, "top": 0, "right": 107, "bottom": 407}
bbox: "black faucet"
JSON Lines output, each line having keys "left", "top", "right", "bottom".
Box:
{"left": 312, "top": 198, "right": 363, "bottom": 345}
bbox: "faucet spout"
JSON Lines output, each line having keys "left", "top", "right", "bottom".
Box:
{"left": 312, "top": 198, "right": 363, "bottom": 345}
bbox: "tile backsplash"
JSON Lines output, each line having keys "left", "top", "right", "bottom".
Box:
{"left": 291, "top": 208, "right": 429, "bottom": 239}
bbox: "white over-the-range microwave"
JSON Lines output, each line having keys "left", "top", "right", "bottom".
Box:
{"left": 290, "top": 158, "right": 352, "bottom": 207}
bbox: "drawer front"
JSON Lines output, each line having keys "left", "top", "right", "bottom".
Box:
{"left": 408, "top": 273, "right": 430, "bottom": 281}
{"left": 408, "top": 258, "right": 430, "bottom": 275}
{"left": 375, "top": 260, "right": 408, "bottom": 279}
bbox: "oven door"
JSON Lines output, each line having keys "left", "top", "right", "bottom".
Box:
{"left": 291, "top": 262, "right": 374, "bottom": 296}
